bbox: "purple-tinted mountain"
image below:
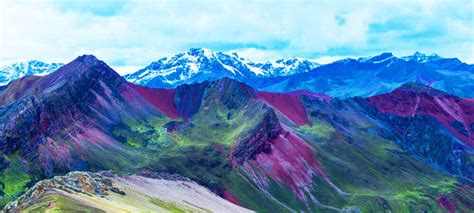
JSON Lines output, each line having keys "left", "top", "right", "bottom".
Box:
{"left": 0, "top": 55, "right": 473, "bottom": 212}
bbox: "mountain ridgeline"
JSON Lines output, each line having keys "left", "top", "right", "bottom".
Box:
{"left": 124, "top": 48, "right": 319, "bottom": 88}
{"left": 0, "top": 55, "right": 473, "bottom": 212}
{"left": 124, "top": 49, "right": 473, "bottom": 98}
{"left": 1, "top": 49, "right": 472, "bottom": 99}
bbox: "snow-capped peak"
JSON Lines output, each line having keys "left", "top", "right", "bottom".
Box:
{"left": 257, "top": 58, "right": 319, "bottom": 75}
{"left": 401, "top": 52, "right": 442, "bottom": 63}
{"left": 124, "top": 48, "right": 318, "bottom": 87}
{"left": 188, "top": 48, "right": 213, "bottom": 58}
{"left": 0, "top": 60, "right": 64, "bottom": 86}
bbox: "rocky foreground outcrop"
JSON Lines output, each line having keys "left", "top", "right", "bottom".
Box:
{"left": 3, "top": 171, "right": 252, "bottom": 212}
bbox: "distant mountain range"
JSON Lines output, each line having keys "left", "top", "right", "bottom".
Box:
{"left": 258, "top": 51, "right": 473, "bottom": 98}
{"left": 125, "top": 49, "right": 473, "bottom": 98}
{"left": 0, "top": 60, "right": 64, "bottom": 86}
{"left": 0, "top": 55, "right": 472, "bottom": 212}
{"left": 1, "top": 49, "right": 472, "bottom": 99}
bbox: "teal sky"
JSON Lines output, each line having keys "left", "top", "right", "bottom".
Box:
{"left": 0, "top": 0, "right": 472, "bottom": 73}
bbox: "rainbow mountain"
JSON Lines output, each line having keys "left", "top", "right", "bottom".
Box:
{"left": 0, "top": 55, "right": 472, "bottom": 212}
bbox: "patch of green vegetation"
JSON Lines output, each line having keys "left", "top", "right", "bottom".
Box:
{"left": 266, "top": 178, "right": 307, "bottom": 211}
{"left": 113, "top": 117, "right": 175, "bottom": 148}
{"left": 301, "top": 127, "right": 464, "bottom": 212}
{"left": 112, "top": 103, "right": 290, "bottom": 212}
{"left": 426, "top": 178, "right": 456, "bottom": 194}
{"left": 23, "top": 194, "right": 105, "bottom": 213}
{"left": 297, "top": 120, "right": 335, "bottom": 139}
{"left": 149, "top": 197, "right": 192, "bottom": 212}
{"left": 305, "top": 175, "right": 347, "bottom": 209}
{"left": 149, "top": 145, "right": 231, "bottom": 191}
{"left": 393, "top": 189, "right": 427, "bottom": 202}
{"left": 180, "top": 101, "right": 266, "bottom": 147}
{"left": 0, "top": 165, "right": 30, "bottom": 196}
{"left": 0, "top": 153, "right": 32, "bottom": 206}
{"left": 108, "top": 98, "right": 468, "bottom": 212}
{"left": 342, "top": 196, "right": 392, "bottom": 212}
{"left": 113, "top": 100, "right": 266, "bottom": 153}
{"left": 111, "top": 109, "right": 258, "bottom": 196}
{"left": 221, "top": 171, "right": 290, "bottom": 213}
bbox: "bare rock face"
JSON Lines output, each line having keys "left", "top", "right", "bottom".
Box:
{"left": 3, "top": 171, "right": 252, "bottom": 213}
{"left": 231, "top": 109, "right": 281, "bottom": 165}
{"left": 2, "top": 171, "right": 123, "bottom": 212}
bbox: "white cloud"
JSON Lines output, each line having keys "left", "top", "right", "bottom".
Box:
{"left": 112, "top": 65, "right": 143, "bottom": 75}
{"left": 312, "top": 55, "right": 356, "bottom": 64}
{"left": 228, "top": 48, "right": 284, "bottom": 62}
{"left": 0, "top": 0, "right": 472, "bottom": 68}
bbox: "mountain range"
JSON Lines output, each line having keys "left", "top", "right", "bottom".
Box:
{"left": 0, "top": 55, "right": 472, "bottom": 212}
{"left": 3, "top": 49, "right": 471, "bottom": 99}
{"left": 124, "top": 49, "right": 473, "bottom": 98}
{"left": 124, "top": 48, "right": 319, "bottom": 88}
{"left": 0, "top": 60, "right": 64, "bottom": 86}
{"left": 259, "top": 52, "right": 473, "bottom": 98}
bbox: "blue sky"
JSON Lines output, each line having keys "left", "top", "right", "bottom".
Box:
{"left": 0, "top": 0, "right": 472, "bottom": 74}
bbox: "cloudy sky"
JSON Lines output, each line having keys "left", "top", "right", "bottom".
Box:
{"left": 0, "top": 0, "right": 473, "bottom": 74}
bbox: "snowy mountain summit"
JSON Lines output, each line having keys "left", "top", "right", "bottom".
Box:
{"left": 125, "top": 48, "right": 319, "bottom": 88}
{"left": 0, "top": 60, "right": 64, "bottom": 86}
{"left": 400, "top": 52, "right": 443, "bottom": 63}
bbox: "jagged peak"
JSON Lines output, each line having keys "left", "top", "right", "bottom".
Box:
{"left": 62, "top": 54, "right": 114, "bottom": 73}
{"left": 187, "top": 48, "right": 213, "bottom": 58}
{"left": 401, "top": 52, "right": 443, "bottom": 62}
{"left": 412, "top": 51, "right": 440, "bottom": 58}
{"left": 53, "top": 54, "right": 110, "bottom": 75}
{"left": 0, "top": 55, "right": 125, "bottom": 105}
{"left": 273, "top": 57, "right": 317, "bottom": 65}
{"left": 73, "top": 54, "right": 103, "bottom": 65}
{"left": 42, "top": 54, "right": 123, "bottom": 87}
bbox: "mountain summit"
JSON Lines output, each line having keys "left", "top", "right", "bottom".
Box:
{"left": 0, "top": 55, "right": 124, "bottom": 105}
{"left": 124, "top": 48, "right": 319, "bottom": 88}
{"left": 401, "top": 51, "right": 443, "bottom": 63}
